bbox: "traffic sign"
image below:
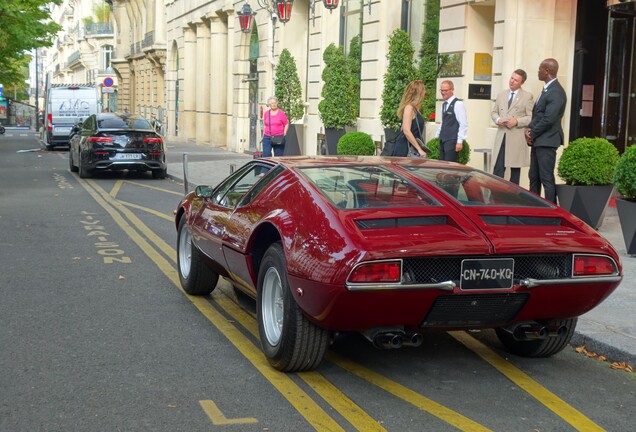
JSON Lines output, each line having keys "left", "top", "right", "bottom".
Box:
{"left": 103, "top": 77, "right": 114, "bottom": 87}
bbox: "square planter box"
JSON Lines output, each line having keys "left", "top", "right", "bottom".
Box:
{"left": 555, "top": 184, "right": 614, "bottom": 230}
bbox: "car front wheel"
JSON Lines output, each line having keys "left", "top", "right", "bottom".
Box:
{"left": 257, "top": 242, "right": 329, "bottom": 372}
{"left": 495, "top": 318, "right": 577, "bottom": 357}
{"left": 177, "top": 216, "right": 218, "bottom": 295}
{"left": 69, "top": 149, "right": 79, "bottom": 172}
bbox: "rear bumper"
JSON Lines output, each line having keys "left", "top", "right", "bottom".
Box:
{"left": 90, "top": 160, "right": 167, "bottom": 171}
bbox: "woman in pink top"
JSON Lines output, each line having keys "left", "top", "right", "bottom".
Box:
{"left": 262, "top": 96, "right": 289, "bottom": 157}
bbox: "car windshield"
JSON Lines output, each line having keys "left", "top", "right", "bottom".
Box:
{"left": 406, "top": 166, "right": 553, "bottom": 207}
{"left": 97, "top": 116, "right": 152, "bottom": 130}
{"left": 299, "top": 165, "right": 439, "bottom": 209}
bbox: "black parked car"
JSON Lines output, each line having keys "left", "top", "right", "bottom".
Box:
{"left": 69, "top": 112, "right": 167, "bottom": 179}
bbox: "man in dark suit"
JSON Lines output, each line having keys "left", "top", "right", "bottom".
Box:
{"left": 525, "top": 58, "right": 567, "bottom": 204}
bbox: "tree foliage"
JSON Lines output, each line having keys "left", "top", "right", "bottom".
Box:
{"left": 348, "top": 35, "right": 362, "bottom": 118}
{"left": 613, "top": 145, "right": 636, "bottom": 202}
{"left": 0, "top": 0, "right": 61, "bottom": 85}
{"left": 557, "top": 137, "right": 620, "bottom": 185}
{"left": 275, "top": 49, "right": 305, "bottom": 123}
{"left": 380, "top": 29, "right": 419, "bottom": 131}
{"left": 418, "top": 0, "right": 440, "bottom": 119}
{"left": 318, "top": 43, "right": 357, "bottom": 129}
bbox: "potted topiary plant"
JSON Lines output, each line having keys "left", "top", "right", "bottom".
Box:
{"left": 380, "top": 29, "right": 420, "bottom": 143}
{"left": 424, "top": 137, "right": 471, "bottom": 165}
{"left": 556, "top": 137, "right": 620, "bottom": 229}
{"left": 318, "top": 43, "right": 357, "bottom": 155}
{"left": 337, "top": 131, "right": 375, "bottom": 156}
{"left": 613, "top": 144, "right": 636, "bottom": 254}
{"left": 275, "top": 48, "right": 305, "bottom": 156}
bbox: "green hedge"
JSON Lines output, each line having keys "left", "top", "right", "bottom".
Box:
{"left": 557, "top": 137, "right": 619, "bottom": 185}
{"left": 613, "top": 144, "right": 636, "bottom": 201}
{"left": 425, "top": 138, "right": 471, "bottom": 165}
{"left": 337, "top": 132, "right": 375, "bottom": 156}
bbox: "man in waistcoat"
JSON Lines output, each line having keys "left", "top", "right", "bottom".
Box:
{"left": 436, "top": 80, "right": 468, "bottom": 162}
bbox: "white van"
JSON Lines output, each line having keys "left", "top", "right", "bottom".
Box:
{"left": 42, "top": 84, "right": 100, "bottom": 149}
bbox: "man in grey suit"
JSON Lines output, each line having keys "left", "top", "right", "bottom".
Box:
{"left": 491, "top": 69, "right": 534, "bottom": 184}
{"left": 525, "top": 58, "right": 567, "bottom": 203}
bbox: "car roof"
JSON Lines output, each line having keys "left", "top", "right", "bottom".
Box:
{"left": 258, "top": 155, "right": 470, "bottom": 171}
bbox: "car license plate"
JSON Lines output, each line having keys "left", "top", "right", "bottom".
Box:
{"left": 115, "top": 153, "right": 142, "bottom": 160}
{"left": 460, "top": 258, "right": 514, "bottom": 290}
{"left": 55, "top": 127, "right": 71, "bottom": 133}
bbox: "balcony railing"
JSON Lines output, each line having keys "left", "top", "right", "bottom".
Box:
{"left": 67, "top": 51, "right": 81, "bottom": 65}
{"left": 84, "top": 22, "right": 114, "bottom": 36}
{"left": 142, "top": 31, "right": 155, "bottom": 48}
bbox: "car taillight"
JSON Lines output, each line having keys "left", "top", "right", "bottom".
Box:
{"left": 47, "top": 114, "right": 53, "bottom": 131}
{"left": 87, "top": 137, "right": 113, "bottom": 144}
{"left": 573, "top": 254, "right": 617, "bottom": 276}
{"left": 348, "top": 261, "right": 402, "bottom": 283}
{"left": 144, "top": 137, "right": 162, "bottom": 144}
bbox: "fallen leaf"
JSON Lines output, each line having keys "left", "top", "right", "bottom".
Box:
{"left": 575, "top": 345, "right": 586, "bottom": 353}
{"left": 597, "top": 356, "right": 607, "bottom": 362}
{"left": 118, "top": 275, "right": 125, "bottom": 280}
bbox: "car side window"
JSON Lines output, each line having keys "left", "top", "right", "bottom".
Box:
{"left": 212, "top": 163, "right": 275, "bottom": 208}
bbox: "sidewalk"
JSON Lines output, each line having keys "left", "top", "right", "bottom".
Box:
{"left": 166, "top": 141, "right": 636, "bottom": 365}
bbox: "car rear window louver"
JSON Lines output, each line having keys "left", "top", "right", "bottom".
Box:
{"left": 355, "top": 216, "right": 447, "bottom": 229}
{"left": 480, "top": 216, "right": 563, "bottom": 226}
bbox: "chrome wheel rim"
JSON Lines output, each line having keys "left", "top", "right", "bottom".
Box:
{"left": 178, "top": 227, "right": 192, "bottom": 279}
{"left": 262, "top": 267, "right": 284, "bottom": 346}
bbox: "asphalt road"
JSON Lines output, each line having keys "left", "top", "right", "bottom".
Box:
{"left": 1, "top": 131, "right": 634, "bottom": 432}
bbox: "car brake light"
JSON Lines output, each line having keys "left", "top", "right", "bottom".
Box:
{"left": 348, "top": 261, "right": 402, "bottom": 283}
{"left": 94, "top": 151, "right": 109, "bottom": 156}
{"left": 144, "top": 137, "right": 163, "bottom": 144}
{"left": 87, "top": 137, "right": 113, "bottom": 143}
{"left": 47, "top": 114, "right": 53, "bottom": 131}
{"left": 573, "top": 255, "right": 617, "bottom": 276}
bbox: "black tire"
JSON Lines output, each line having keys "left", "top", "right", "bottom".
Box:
{"left": 152, "top": 168, "right": 167, "bottom": 179}
{"left": 78, "top": 156, "right": 91, "bottom": 178}
{"left": 495, "top": 318, "right": 577, "bottom": 357}
{"left": 177, "top": 216, "right": 218, "bottom": 295}
{"left": 257, "top": 242, "right": 329, "bottom": 372}
{"left": 69, "top": 149, "right": 79, "bottom": 172}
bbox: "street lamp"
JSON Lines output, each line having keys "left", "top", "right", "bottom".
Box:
{"left": 237, "top": 1, "right": 256, "bottom": 33}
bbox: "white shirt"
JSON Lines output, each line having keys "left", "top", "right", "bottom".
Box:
{"left": 435, "top": 95, "right": 468, "bottom": 142}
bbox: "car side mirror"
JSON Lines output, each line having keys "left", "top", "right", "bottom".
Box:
{"left": 195, "top": 185, "right": 213, "bottom": 198}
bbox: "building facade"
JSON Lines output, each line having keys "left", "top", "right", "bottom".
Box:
{"left": 43, "top": 0, "right": 635, "bottom": 170}
{"left": 45, "top": 0, "right": 118, "bottom": 111}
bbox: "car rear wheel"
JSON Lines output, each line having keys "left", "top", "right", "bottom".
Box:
{"left": 69, "top": 149, "right": 79, "bottom": 172}
{"left": 177, "top": 216, "right": 218, "bottom": 295}
{"left": 152, "top": 168, "right": 167, "bottom": 179}
{"left": 257, "top": 242, "right": 329, "bottom": 372}
{"left": 495, "top": 318, "right": 577, "bottom": 357}
{"left": 78, "top": 156, "right": 92, "bottom": 178}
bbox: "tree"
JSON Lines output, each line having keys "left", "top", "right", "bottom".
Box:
{"left": 318, "top": 43, "right": 357, "bottom": 130}
{"left": 348, "top": 35, "right": 362, "bottom": 118}
{"left": 380, "top": 29, "right": 419, "bottom": 131}
{"left": 274, "top": 49, "right": 305, "bottom": 123}
{"left": 0, "top": 0, "right": 62, "bottom": 85}
{"left": 418, "top": 0, "right": 441, "bottom": 119}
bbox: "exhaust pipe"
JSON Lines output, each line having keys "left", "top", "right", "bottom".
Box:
{"left": 503, "top": 323, "right": 547, "bottom": 341}
{"left": 546, "top": 325, "right": 567, "bottom": 337}
{"left": 373, "top": 333, "right": 404, "bottom": 349}
{"left": 403, "top": 333, "right": 424, "bottom": 347}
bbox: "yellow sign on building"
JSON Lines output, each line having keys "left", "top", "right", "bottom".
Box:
{"left": 474, "top": 53, "right": 493, "bottom": 81}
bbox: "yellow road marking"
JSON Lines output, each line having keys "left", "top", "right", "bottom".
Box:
{"left": 123, "top": 180, "right": 184, "bottom": 195}
{"left": 110, "top": 179, "right": 124, "bottom": 198}
{"left": 326, "top": 352, "right": 492, "bottom": 432}
{"left": 117, "top": 199, "right": 174, "bottom": 221}
{"left": 214, "top": 295, "right": 388, "bottom": 432}
{"left": 199, "top": 400, "right": 257, "bottom": 425}
{"left": 450, "top": 331, "right": 605, "bottom": 432}
{"left": 78, "top": 178, "right": 345, "bottom": 432}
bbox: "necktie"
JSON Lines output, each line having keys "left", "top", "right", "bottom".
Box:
{"left": 442, "top": 101, "right": 448, "bottom": 114}
{"left": 508, "top": 92, "right": 515, "bottom": 108}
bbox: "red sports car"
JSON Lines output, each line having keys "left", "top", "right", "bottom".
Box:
{"left": 174, "top": 157, "right": 622, "bottom": 372}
